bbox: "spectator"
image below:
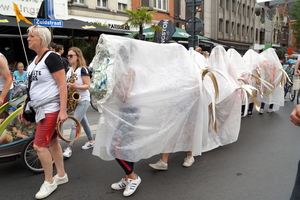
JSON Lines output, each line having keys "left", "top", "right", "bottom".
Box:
{"left": 13, "top": 62, "right": 27, "bottom": 95}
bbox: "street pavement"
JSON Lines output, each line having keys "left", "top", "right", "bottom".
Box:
{"left": 1, "top": 99, "right": 300, "bottom": 200}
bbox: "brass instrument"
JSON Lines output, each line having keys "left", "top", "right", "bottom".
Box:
{"left": 67, "top": 68, "right": 81, "bottom": 110}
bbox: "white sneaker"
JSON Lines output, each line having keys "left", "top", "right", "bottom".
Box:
{"left": 111, "top": 178, "right": 128, "bottom": 190}
{"left": 123, "top": 175, "right": 141, "bottom": 197}
{"left": 54, "top": 173, "right": 68, "bottom": 185}
{"left": 35, "top": 181, "right": 57, "bottom": 199}
{"left": 267, "top": 108, "right": 274, "bottom": 113}
{"left": 183, "top": 156, "right": 195, "bottom": 167}
{"left": 63, "top": 148, "right": 72, "bottom": 158}
{"left": 259, "top": 108, "right": 264, "bottom": 114}
{"left": 149, "top": 159, "right": 168, "bottom": 170}
{"left": 81, "top": 141, "right": 95, "bottom": 150}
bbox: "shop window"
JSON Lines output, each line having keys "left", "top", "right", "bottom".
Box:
{"left": 97, "top": 0, "right": 107, "bottom": 8}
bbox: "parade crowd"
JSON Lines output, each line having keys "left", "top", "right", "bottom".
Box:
{"left": 0, "top": 25, "right": 299, "bottom": 199}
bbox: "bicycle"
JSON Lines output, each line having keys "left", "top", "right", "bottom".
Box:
{"left": 90, "top": 93, "right": 98, "bottom": 111}
{"left": 284, "top": 81, "right": 296, "bottom": 102}
{"left": 90, "top": 90, "right": 107, "bottom": 112}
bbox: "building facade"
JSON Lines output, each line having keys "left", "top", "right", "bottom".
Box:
{"left": 67, "top": 0, "right": 132, "bottom": 31}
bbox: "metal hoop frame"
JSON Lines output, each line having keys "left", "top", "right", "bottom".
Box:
{"left": 56, "top": 116, "right": 82, "bottom": 142}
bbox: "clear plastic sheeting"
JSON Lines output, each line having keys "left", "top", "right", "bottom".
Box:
{"left": 202, "top": 46, "right": 242, "bottom": 152}
{"left": 90, "top": 35, "right": 283, "bottom": 163}
{"left": 92, "top": 35, "right": 205, "bottom": 162}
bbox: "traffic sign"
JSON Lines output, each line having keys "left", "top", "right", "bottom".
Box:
{"left": 34, "top": 18, "right": 63, "bottom": 27}
{"left": 186, "top": 17, "right": 204, "bottom": 35}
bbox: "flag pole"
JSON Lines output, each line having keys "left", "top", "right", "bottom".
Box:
{"left": 13, "top": 2, "right": 32, "bottom": 66}
{"left": 16, "top": 22, "right": 29, "bottom": 66}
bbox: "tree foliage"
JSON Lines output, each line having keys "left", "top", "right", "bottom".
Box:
{"left": 291, "top": 0, "right": 300, "bottom": 48}
{"left": 123, "top": 6, "right": 157, "bottom": 35}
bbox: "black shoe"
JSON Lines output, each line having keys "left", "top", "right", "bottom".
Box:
{"left": 248, "top": 111, "right": 253, "bottom": 117}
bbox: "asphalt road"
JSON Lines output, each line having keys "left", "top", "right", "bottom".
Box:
{"left": 1, "top": 100, "right": 300, "bottom": 200}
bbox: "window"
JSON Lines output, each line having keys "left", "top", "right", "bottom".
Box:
{"left": 233, "top": 0, "right": 236, "bottom": 12}
{"left": 74, "top": 0, "right": 85, "bottom": 4}
{"left": 118, "top": 3, "right": 127, "bottom": 10}
{"left": 242, "top": 25, "right": 245, "bottom": 36}
{"left": 237, "top": 23, "right": 240, "bottom": 35}
{"left": 226, "top": 0, "right": 230, "bottom": 10}
{"left": 154, "top": 0, "right": 167, "bottom": 11}
{"left": 97, "top": 0, "right": 107, "bottom": 8}
{"left": 219, "top": 19, "right": 223, "bottom": 32}
{"left": 247, "top": 6, "right": 250, "bottom": 17}
{"left": 226, "top": 20, "right": 229, "bottom": 33}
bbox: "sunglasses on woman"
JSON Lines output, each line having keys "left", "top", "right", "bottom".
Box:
{"left": 67, "top": 54, "right": 77, "bottom": 58}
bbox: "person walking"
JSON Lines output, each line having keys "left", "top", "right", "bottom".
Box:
{"left": 0, "top": 52, "right": 13, "bottom": 105}
{"left": 62, "top": 47, "right": 95, "bottom": 158}
{"left": 55, "top": 44, "right": 70, "bottom": 73}
{"left": 19, "top": 25, "right": 69, "bottom": 199}
{"left": 149, "top": 151, "right": 195, "bottom": 170}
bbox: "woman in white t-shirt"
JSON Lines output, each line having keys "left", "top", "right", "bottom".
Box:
{"left": 19, "top": 25, "right": 69, "bottom": 199}
{"left": 62, "top": 47, "right": 94, "bottom": 158}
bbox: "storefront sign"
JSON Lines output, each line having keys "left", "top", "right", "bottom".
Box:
{"left": 0, "top": 0, "right": 67, "bottom": 19}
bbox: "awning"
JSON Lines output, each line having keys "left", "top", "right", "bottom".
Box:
{"left": 0, "top": 14, "right": 126, "bottom": 38}
{"left": 200, "top": 40, "right": 228, "bottom": 48}
{"left": 125, "top": 27, "right": 210, "bottom": 40}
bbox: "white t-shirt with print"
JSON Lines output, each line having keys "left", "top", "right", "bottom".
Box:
{"left": 26, "top": 51, "right": 64, "bottom": 113}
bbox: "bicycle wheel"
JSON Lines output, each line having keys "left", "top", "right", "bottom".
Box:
{"left": 284, "top": 83, "right": 289, "bottom": 97}
{"left": 297, "top": 89, "right": 300, "bottom": 104}
{"left": 21, "top": 137, "right": 44, "bottom": 174}
{"left": 90, "top": 94, "right": 98, "bottom": 111}
{"left": 290, "top": 89, "right": 296, "bottom": 101}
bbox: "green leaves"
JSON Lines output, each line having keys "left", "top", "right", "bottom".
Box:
{"left": 123, "top": 6, "right": 157, "bottom": 35}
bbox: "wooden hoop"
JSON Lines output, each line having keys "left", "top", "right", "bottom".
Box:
{"left": 56, "top": 116, "right": 81, "bottom": 142}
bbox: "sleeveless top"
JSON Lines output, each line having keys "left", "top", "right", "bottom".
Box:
{"left": 0, "top": 53, "right": 7, "bottom": 91}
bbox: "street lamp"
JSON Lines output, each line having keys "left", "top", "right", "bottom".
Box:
{"left": 185, "top": 0, "right": 203, "bottom": 49}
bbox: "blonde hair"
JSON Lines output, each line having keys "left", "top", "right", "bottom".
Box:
{"left": 17, "top": 62, "right": 24, "bottom": 68}
{"left": 27, "top": 25, "right": 51, "bottom": 47}
{"left": 68, "top": 47, "right": 86, "bottom": 67}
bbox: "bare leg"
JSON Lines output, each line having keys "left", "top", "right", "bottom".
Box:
{"left": 161, "top": 153, "right": 170, "bottom": 163}
{"left": 126, "top": 172, "right": 136, "bottom": 180}
{"left": 34, "top": 145, "right": 54, "bottom": 183}
{"left": 0, "top": 131, "right": 8, "bottom": 144}
{"left": 49, "top": 137, "right": 66, "bottom": 177}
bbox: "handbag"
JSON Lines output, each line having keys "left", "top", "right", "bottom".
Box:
{"left": 23, "top": 97, "right": 36, "bottom": 122}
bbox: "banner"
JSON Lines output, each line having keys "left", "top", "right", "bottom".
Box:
{"left": 153, "top": 19, "right": 176, "bottom": 43}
